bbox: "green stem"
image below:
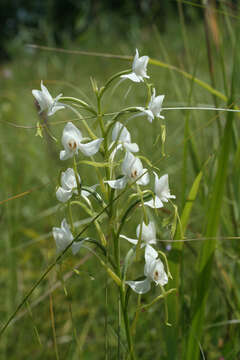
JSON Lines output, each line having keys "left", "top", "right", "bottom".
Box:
{"left": 99, "top": 70, "right": 131, "bottom": 99}
{"left": 119, "top": 286, "right": 136, "bottom": 360}
{"left": 105, "top": 107, "right": 141, "bottom": 138}
{"left": 68, "top": 201, "right": 74, "bottom": 234}
{"left": 73, "top": 156, "right": 81, "bottom": 195}
{"left": 64, "top": 102, "right": 97, "bottom": 140}
{"left": 60, "top": 96, "right": 97, "bottom": 115}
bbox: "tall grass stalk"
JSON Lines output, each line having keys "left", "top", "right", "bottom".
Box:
{"left": 185, "top": 50, "right": 236, "bottom": 359}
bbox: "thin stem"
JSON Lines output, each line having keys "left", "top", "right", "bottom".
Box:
{"left": 64, "top": 103, "right": 97, "bottom": 140}
{"left": 119, "top": 287, "right": 136, "bottom": 360}
{"left": 68, "top": 201, "right": 74, "bottom": 234}
{"left": 60, "top": 96, "right": 97, "bottom": 115}
{"left": 99, "top": 70, "right": 131, "bottom": 99}
{"left": 49, "top": 294, "right": 60, "bottom": 360}
{"left": 73, "top": 156, "right": 81, "bottom": 195}
{"left": 162, "top": 106, "right": 239, "bottom": 112}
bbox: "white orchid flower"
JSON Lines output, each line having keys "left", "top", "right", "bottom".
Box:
{"left": 144, "top": 173, "right": 175, "bottom": 209}
{"left": 52, "top": 218, "right": 82, "bottom": 255}
{"left": 106, "top": 152, "right": 149, "bottom": 190}
{"left": 56, "top": 168, "right": 80, "bottom": 203}
{"left": 60, "top": 122, "right": 103, "bottom": 160}
{"left": 56, "top": 167, "right": 97, "bottom": 205}
{"left": 121, "top": 49, "right": 149, "bottom": 83}
{"left": 32, "top": 81, "right": 65, "bottom": 116}
{"left": 120, "top": 221, "right": 158, "bottom": 258}
{"left": 110, "top": 122, "right": 139, "bottom": 160}
{"left": 126, "top": 246, "right": 168, "bottom": 294}
{"left": 138, "top": 89, "right": 165, "bottom": 123}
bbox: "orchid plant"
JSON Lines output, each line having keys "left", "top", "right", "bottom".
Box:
{"left": 33, "top": 49, "right": 176, "bottom": 359}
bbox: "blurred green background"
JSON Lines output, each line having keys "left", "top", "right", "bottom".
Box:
{"left": 1, "top": 1, "right": 240, "bottom": 359}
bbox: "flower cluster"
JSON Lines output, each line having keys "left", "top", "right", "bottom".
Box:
{"left": 33, "top": 48, "right": 175, "bottom": 297}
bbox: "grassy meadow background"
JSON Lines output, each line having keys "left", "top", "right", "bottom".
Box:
{"left": 1, "top": 2, "right": 240, "bottom": 359}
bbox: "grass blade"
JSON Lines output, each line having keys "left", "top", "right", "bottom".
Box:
{"left": 165, "top": 170, "right": 203, "bottom": 358}
{"left": 185, "top": 75, "right": 236, "bottom": 360}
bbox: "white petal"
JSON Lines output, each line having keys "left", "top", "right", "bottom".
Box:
{"left": 71, "top": 241, "right": 83, "bottom": 255}
{"left": 154, "top": 173, "right": 175, "bottom": 201}
{"left": 126, "top": 279, "right": 151, "bottom": 294}
{"left": 136, "top": 221, "right": 156, "bottom": 244}
{"left": 145, "top": 245, "right": 158, "bottom": 260}
{"left": 144, "top": 196, "right": 163, "bottom": 209}
{"left": 124, "top": 142, "right": 139, "bottom": 153}
{"left": 62, "top": 122, "right": 83, "bottom": 142}
{"left": 61, "top": 168, "right": 79, "bottom": 190}
{"left": 60, "top": 149, "right": 72, "bottom": 161}
{"left": 120, "top": 234, "right": 138, "bottom": 245}
{"left": 133, "top": 55, "right": 149, "bottom": 78}
{"left": 136, "top": 169, "right": 149, "bottom": 186}
{"left": 154, "top": 173, "right": 168, "bottom": 195}
{"left": 61, "top": 122, "right": 82, "bottom": 158}
{"left": 122, "top": 152, "right": 135, "bottom": 176}
{"left": 121, "top": 73, "right": 142, "bottom": 83}
{"left": 105, "top": 176, "right": 128, "bottom": 189}
{"left": 61, "top": 219, "right": 73, "bottom": 239}
{"left": 149, "top": 94, "right": 165, "bottom": 118}
{"left": 79, "top": 138, "right": 103, "bottom": 157}
{"left": 56, "top": 187, "right": 73, "bottom": 202}
{"left": 154, "top": 260, "right": 168, "bottom": 286}
{"left": 138, "top": 107, "right": 154, "bottom": 122}
{"left": 32, "top": 89, "right": 47, "bottom": 112}
{"left": 47, "top": 103, "right": 65, "bottom": 116}
{"left": 132, "top": 49, "right": 139, "bottom": 69}
{"left": 112, "top": 122, "right": 131, "bottom": 143}
{"left": 40, "top": 81, "right": 53, "bottom": 104}
{"left": 52, "top": 219, "right": 73, "bottom": 255}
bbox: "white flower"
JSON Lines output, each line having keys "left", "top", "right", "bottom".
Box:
{"left": 56, "top": 168, "right": 97, "bottom": 204}
{"left": 138, "top": 89, "right": 165, "bottom": 123}
{"left": 126, "top": 247, "right": 168, "bottom": 294}
{"left": 109, "top": 122, "right": 139, "bottom": 160}
{"left": 60, "top": 122, "right": 103, "bottom": 160}
{"left": 120, "top": 221, "right": 158, "bottom": 258}
{"left": 106, "top": 152, "right": 149, "bottom": 189}
{"left": 32, "top": 81, "right": 65, "bottom": 116}
{"left": 52, "top": 219, "right": 82, "bottom": 255}
{"left": 56, "top": 168, "right": 80, "bottom": 203}
{"left": 121, "top": 49, "right": 149, "bottom": 83}
{"left": 144, "top": 173, "right": 175, "bottom": 209}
